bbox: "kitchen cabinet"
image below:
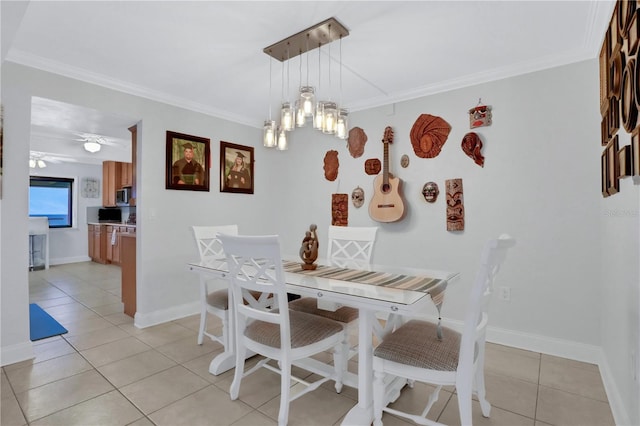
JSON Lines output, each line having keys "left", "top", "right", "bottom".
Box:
{"left": 121, "top": 162, "right": 133, "bottom": 188}
{"left": 102, "top": 161, "right": 133, "bottom": 207}
{"left": 102, "top": 161, "right": 121, "bottom": 207}
{"left": 100, "top": 225, "right": 135, "bottom": 265}
{"left": 88, "top": 224, "right": 108, "bottom": 264}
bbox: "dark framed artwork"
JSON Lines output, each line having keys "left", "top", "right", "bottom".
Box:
{"left": 166, "top": 131, "right": 210, "bottom": 191}
{"left": 601, "top": 148, "right": 610, "bottom": 198}
{"left": 607, "top": 136, "right": 620, "bottom": 195}
{"left": 220, "top": 141, "right": 254, "bottom": 194}
{"left": 632, "top": 132, "right": 640, "bottom": 176}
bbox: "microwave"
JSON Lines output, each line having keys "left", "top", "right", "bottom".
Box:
{"left": 116, "top": 187, "right": 131, "bottom": 206}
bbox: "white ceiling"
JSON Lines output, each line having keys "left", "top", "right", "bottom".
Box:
{"left": 2, "top": 1, "right": 615, "bottom": 164}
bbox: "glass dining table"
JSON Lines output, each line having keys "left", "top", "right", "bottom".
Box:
{"left": 187, "top": 256, "right": 459, "bottom": 425}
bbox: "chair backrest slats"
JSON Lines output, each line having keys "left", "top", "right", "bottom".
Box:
{"left": 459, "top": 235, "right": 516, "bottom": 367}
{"left": 192, "top": 225, "right": 238, "bottom": 261}
{"left": 219, "top": 234, "right": 291, "bottom": 349}
{"left": 326, "top": 225, "right": 378, "bottom": 263}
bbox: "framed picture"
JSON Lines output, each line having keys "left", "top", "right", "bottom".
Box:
{"left": 220, "top": 141, "right": 254, "bottom": 194}
{"left": 632, "top": 132, "right": 640, "bottom": 176}
{"left": 607, "top": 136, "right": 620, "bottom": 195}
{"left": 601, "top": 148, "right": 610, "bottom": 197}
{"left": 166, "top": 131, "right": 210, "bottom": 191}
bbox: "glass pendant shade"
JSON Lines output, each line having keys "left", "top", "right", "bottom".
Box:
{"left": 322, "top": 102, "right": 337, "bottom": 134}
{"left": 29, "top": 158, "right": 36, "bottom": 168}
{"left": 298, "top": 86, "right": 315, "bottom": 117}
{"left": 295, "top": 100, "right": 306, "bottom": 127}
{"left": 281, "top": 102, "right": 294, "bottom": 131}
{"left": 263, "top": 120, "right": 276, "bottom": 147}
{"left": 336, "top": 108, "right": 349, "bottom": 139}
{"left": 313, "top": 101, "right": 325, "bottom": 129}
{"left": 277, "top": 128, "right": 288, "bottom": 151}
{"left": 38, "top": 160, "right": 47, "bottom": 168}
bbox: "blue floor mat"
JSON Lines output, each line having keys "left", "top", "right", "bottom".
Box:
{"left": 29, "top": 303, "right": 68, "bottom": 341}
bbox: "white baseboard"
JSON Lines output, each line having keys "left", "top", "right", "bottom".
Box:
{"left": 1, "top": 341, "right": 34, "bottom": 367}
{"left": 134, "top": 301, "right": 200, "bottom": 329}
{"left": 598, "top": 353, "right": 631, "bottom": 426}
{"left": 50, "top": 256, "right": 91, "bottom": 265}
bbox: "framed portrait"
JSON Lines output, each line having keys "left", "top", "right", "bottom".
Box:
{"left": 166, "top": 131, "right": 210, "bottom": 191}
{"left": 220, "top": 141, "right": 254, "bottom": 194}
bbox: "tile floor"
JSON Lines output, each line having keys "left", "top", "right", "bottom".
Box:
{"left": 1, "top": 262, "right": 616, "bottom": 426}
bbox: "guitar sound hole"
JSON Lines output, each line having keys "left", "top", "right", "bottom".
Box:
{"left": 382, "top": 184, "right": 391, "bottom": 193}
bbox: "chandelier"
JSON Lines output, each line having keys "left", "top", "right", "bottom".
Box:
{"left": 262, "top": 17, "right": 350, "bottom": 149}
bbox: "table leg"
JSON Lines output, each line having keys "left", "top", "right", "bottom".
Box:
{"left": 342, "top": 309, "right": 375, "bottom": 425}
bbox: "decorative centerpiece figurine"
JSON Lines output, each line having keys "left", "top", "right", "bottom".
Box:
{"left": 299, "top": 224, "right": 319, "bottom": 270}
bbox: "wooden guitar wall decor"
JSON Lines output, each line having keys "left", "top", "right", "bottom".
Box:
{"left": 446, "top": 178, "right": 464, "bottom": 231}
{"left": 369, "top": 126, "right": 405, "bottom": 223}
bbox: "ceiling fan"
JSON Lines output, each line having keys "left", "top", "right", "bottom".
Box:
{"left": 73, "top": 132, "right": 123, "bottom": 153}
{"left": 29, "top": 150, "right": 79, "bottom": 168}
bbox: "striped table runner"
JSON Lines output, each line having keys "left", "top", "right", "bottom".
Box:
{"left": 281, "top": 260, "right": 447, "bottom": 307}
{"left": 282, "top": 260, "right": 449, "bottom": 339}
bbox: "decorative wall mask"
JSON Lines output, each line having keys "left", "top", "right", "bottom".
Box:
{"left": 468, "top": 101, "right": 492, "bottom": 128}
{"left": 410, "top": 114, "right": 452, "bottom": 158}
{"left": 400, "top": 154, "right": 410, "bottom": 168}
{"left": 323, "top": 150, "right": 339, "bottom": 181}
{"left": 351, "top": 186, "right": 365, "bottom": 208}
{"left": 445, "top": 178, "right": 464, "bottom": 231}
{"left": 461, "top": 132, "right": 485, "bottom": 167}
{"left": 364, "top": 158, "right": 381, "bottom": 175}
{"left": 347, "top": 127, "right": 368, "bottom": 158}
{"left": 331, "top": 193, "right": 348, "bottom": 226}
{"left": 422, "top": 182, "right": 439, "bottom": 203}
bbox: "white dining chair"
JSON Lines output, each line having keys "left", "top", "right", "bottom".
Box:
{"left": 219, "top": 234, "right": 346, "bottom": 426}
{"left": 288, "top": 225, "right": 378, "bottom": 358}
{"left": 372, "top": 234, "right": 516, "bottom": 426}
{"left": 191, "top": 225, "right": 239, "bottom": 347}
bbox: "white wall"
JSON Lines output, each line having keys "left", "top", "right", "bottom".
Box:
{"left": 599, "top": 116, "right": 640, "bottom": 425}
{"left": 29, "top": 162, "right": 102, "bottom": 264}
{"left": 278, "top": 60, "right": 603, "bottom": 347}
{"left": 1, "top": 59, "right": 638, "bottom": 423}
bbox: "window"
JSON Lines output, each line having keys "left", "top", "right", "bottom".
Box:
{"left": 29, "top": 177, "right": 74, "bottom": 228}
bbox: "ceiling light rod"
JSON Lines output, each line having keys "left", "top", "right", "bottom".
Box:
{"left": 263, "top": 17, "right": 349, "bottom": 62}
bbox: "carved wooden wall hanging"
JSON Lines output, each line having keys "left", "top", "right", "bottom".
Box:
{"left": 409, "top": 114, "right": 451, "bottom": 158}
{"left": 323, "top": 150, "right": 339, "bottom": 181}
{"left": 599, "top": 2, "right": 640, "bottom": 197}
{"left": 364, "top": 158, "right": 381, "bottom": 175}
{"left": 331, "top": 193, "right": 348, "bottom": 226}
{"left": 461, "top": 132, "right": 485, "bottom": 167}
{"left": 347, "top": 127, "right": 368, "bottom": 158}
{"left": 400, "top": 154, "right": 410, "bottom": 168}
{"left": 445, "top": 178, "right": 464, "bottom": 231}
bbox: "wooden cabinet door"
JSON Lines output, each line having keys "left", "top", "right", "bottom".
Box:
{"left": 121, "top": 163, "right": 133, "bottom": 188}
{"left": 105, "top": 225, "right": 114, "bottom": 262}
{"left": 92, "top": 226, "right": 102, "bottom": 262}
{"left": 88, "top": 225, "right": 95, "bottom": 259}
{"left": 102, "top": 161, "right": 120, "bottom": 207}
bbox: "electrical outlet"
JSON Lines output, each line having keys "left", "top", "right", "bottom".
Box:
{"left": 499, "top": 286, "right": 511, "bottom": 301}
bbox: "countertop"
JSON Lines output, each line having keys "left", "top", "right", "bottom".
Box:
{"left": 88, "top": 222, "right": 136, "bottom": 228}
